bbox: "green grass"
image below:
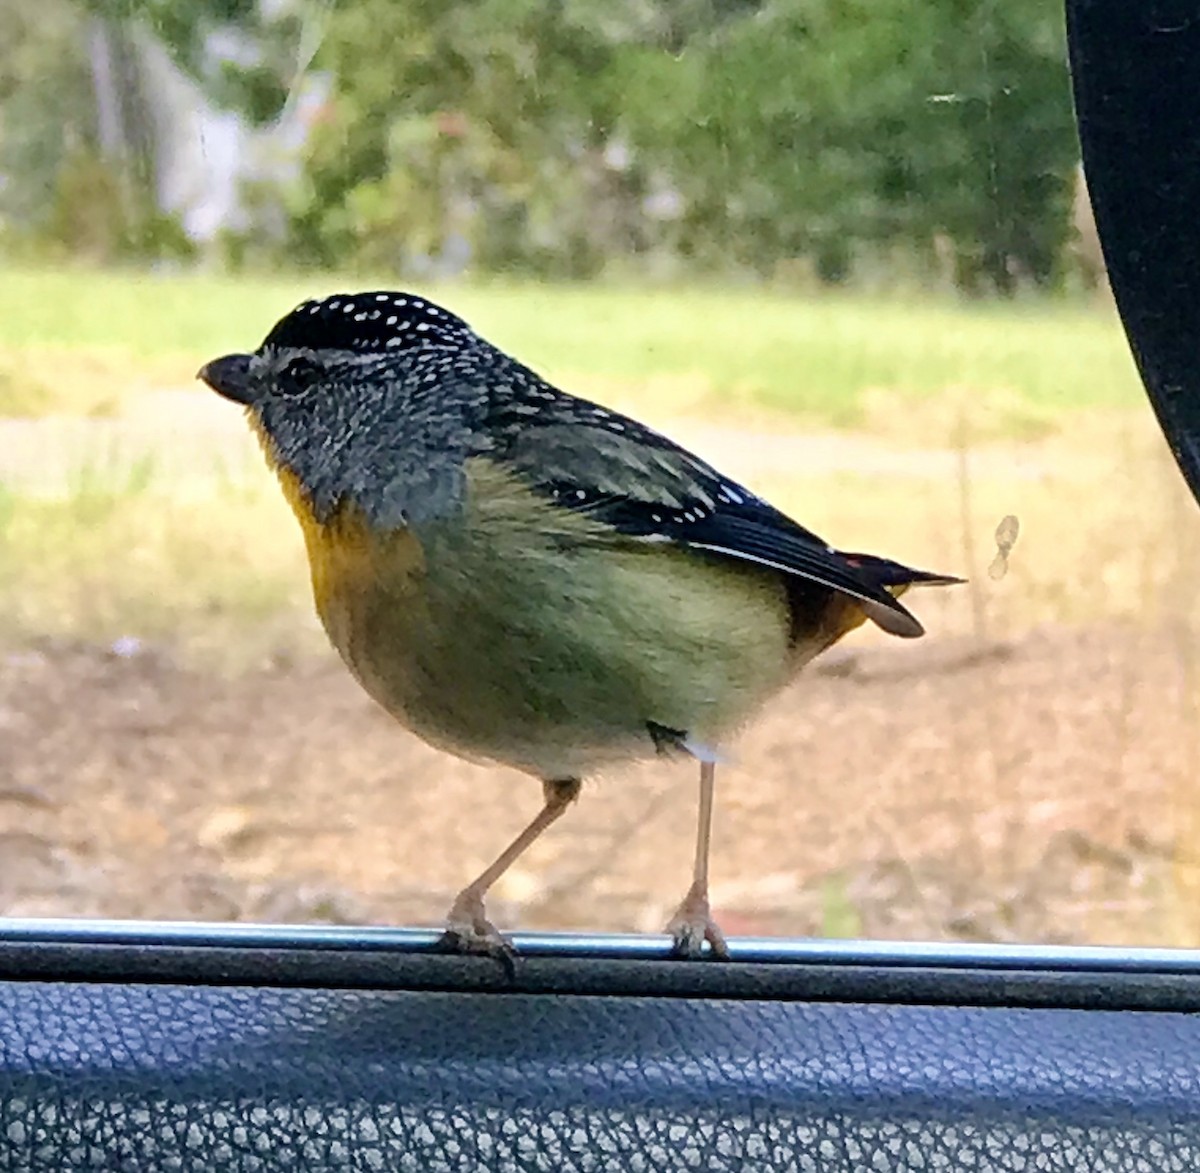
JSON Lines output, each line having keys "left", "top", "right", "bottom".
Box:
{"left": 0, "top": 266, "right": 1144, "bottom": 424}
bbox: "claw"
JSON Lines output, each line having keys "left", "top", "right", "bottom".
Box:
{"left": 666, "top": 887, "right": 731, "bottom": 961}
{"left": 434, "top": 891, "right": 518, "bottom": 978}
{"left": 432, "top": 927, "right": 518, "bottom": 980}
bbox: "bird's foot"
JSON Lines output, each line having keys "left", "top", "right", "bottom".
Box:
{"left": 434, "top": 891, "right": 517, "bottom": 972}
{"left": 667, "top": 885, "right": 731, "bottom": 961}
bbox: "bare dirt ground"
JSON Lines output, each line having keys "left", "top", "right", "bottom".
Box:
{"left": 3, "top": 393, "right": 1198, "bottom": 947}
{"left": 2, "top": 620, "right": 1194, "bottom": 948}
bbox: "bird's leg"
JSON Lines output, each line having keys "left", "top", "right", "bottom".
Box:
{"left": 667, "top": 759, "right": 731, "bottom": 960}
{"left": 438, "top": 776, "right": 581, "bottom": 957}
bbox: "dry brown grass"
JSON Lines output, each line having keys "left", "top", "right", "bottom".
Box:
{"left": 2, "top": 387, "right": 1189, "bottom": 650}
{"left": 4, "top": 386, "right": 1200, "bottom": 948}
{"left": 0, "top": 345, "right": 187, "bottom": 418}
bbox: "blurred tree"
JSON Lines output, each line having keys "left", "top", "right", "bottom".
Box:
{"left": 0, "top": 0, "right": 1080, "bottom": 290}
{"left": 894, "top": 0, "right": 1077, "bottom": 292}
{"left": 0, "top": 0, "right": 301, "bottom": 258}
{"left": 0, "top": 0, "right": 96, "bottom": 234}
{"left": 286, "top": 0, "right": 631, "bottom": 275}
{"left": 107, "top": 0, "right": 302, "bottom": 125}
{"left": 618, "top": 0, "right": 1078, "bottom": 291}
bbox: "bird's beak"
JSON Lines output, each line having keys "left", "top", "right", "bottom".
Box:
{"left": 197, "top": 353, "right": 255, "bottom": 405}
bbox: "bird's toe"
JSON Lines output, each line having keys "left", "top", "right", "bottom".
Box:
{"left": 435, "top": 892, "right": 517, "bottom": 969}
{"left": 666, "top": 892, "right": 731, "bottom": 961}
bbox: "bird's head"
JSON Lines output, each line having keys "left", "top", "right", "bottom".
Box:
{"left": 198, "top": 291, "right": 487, "bottom": 524}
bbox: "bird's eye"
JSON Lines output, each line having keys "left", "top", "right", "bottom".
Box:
{"left": 276, "top": 355, "right": 322, "bottom": 398}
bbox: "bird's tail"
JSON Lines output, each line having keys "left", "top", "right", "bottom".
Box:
{"left": 839, "top": 552, "right": 964, "bottom": 638}
{"left": 842, "top": 552, "right": 964, "bottom": 592}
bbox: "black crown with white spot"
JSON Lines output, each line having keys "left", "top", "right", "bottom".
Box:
{"left": 262, "top": 292, "right": 474, "bottom": 355}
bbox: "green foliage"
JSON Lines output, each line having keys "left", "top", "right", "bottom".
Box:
{"left": 617, "top": 0, "right": 1077, "bottom": 290}
{"left": 274, "top": 0, "right": 1078, "bottom": 292}
{"left": 0, "top": 0, "right": 208, "bottom": 260}
{"left": 0, "top": 0, "right": 1081, "bottom": 292}
{"left": 0, "top": 0, "right": 96, "bottom": 227}
{"left": 37, "top": 145, "right": 195, "bottom": 263}
{"left": 284, "top": 0, "right": 629, "bottom": 276}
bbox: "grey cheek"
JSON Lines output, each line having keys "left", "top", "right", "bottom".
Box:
{"left": 369, "top": 465, "right": 466, "bottom": 529}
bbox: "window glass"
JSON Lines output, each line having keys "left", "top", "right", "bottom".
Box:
{"left": 1, "top": 0, "right": 1184, "bottom": 950}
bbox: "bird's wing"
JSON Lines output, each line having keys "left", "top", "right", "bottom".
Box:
{"left": 484, "top": 392, "right": 928, "bottom": 636}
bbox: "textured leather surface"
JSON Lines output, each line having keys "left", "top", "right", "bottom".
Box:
{"left": 2, "top": 980, "right": 1200, "bottom": 1171}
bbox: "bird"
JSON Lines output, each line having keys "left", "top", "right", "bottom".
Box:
{"left": 198, "top": 290, "right": 960, "bottom": 960}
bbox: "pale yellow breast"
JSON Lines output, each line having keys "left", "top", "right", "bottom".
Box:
{"left": 270, "top": 455, "right": 796, "bottom": 779}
